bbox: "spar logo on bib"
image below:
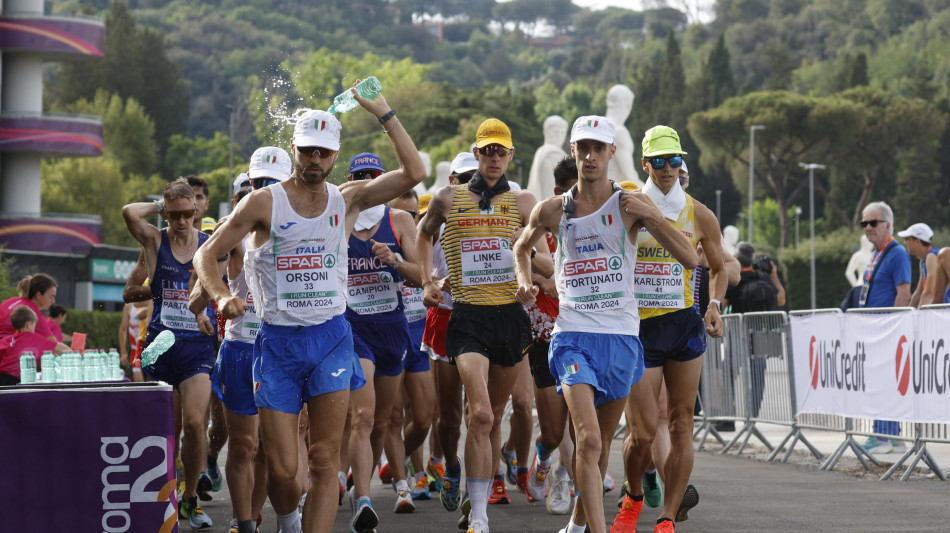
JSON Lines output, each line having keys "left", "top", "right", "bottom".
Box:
{"left": 608, "top": 256, "right": 622, "bottom": 270}
{"left": 380, "top": 272, "right": 393, "bottom": 283}
{"left": 565, "top": 257, "right": 606, "bottom": 276}
{"left": 896, "top": 335, "right": 911, "bottom": 396}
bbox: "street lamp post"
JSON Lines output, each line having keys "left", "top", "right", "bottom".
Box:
{"left": 799, "top": 162, "right": 826, "bottom": 310}
{"left": 794, "top": 206, "right": 802, "bottom": 248}
{"left": 748, "top": 125, "right": 765, "bottom": 244}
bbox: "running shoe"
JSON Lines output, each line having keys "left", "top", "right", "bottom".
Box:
{"left": 654, "top": 519, "right": 676, "bottom": 533}
{"left": 890, "top": 439, "right": 907, "bottom": 453}
{"left": 488, "top": 477, "right": 510, "bottom": 504}
{"left": 350, "top": 500, "right": 379, "bottom": 533}
{"left": 516, "top": 471, "right": 528, "bottom": 494}
{"left": 441, "top": 473, "right": 463, "bottom": 512}
{"left": 207, "top": 456, "right": 223, "bottom": 492}
{"left": 466, "top": 517, "right": 490, "bottom": 533}
{"left": 526, "top": 455, "right": 549, "bottom": 503}
{"left": 675, "top": 485, "right": 699, "bottom": 522}
{"left": 179, "top": 496, "right": 213, "bottom": 530}
{"left": 378, "top": 461, "right": 392, "bottom": 484}
{"left": 617, "top": 481, "right": 628, "bottom": 508}
{"left": 338, "top": 472, "right": 347, "bottom": 506}
{"left": 501, "top": 443, "right": 518, "bottom": 485}
{"left": 610, "top": 493, "right": 642, "bottom": 533}
{"left": 545, "top": 467, "right": 571, "bottom": 515}
{"left": 860, "top": 436, "right": 893, "bottom": 454}
{"left": 642, "top": 471, "right": 663, "bottom": 508}
{"left": 394, "top": 487, "right": 416, "bottom": 513}
{"left": 603, "top": 471, "right": 615, "bottom": 493}
{"left": 412, "top": 474, "right": 432, "bottom": 500}
{"left": 427, "top": 459, "right": 446, "bottom": 491}
{"left": 196, "top": 472, "right": 214, "bottom": 501}
{"left": 457, "top": 495, "right": 471, "bottom": 530}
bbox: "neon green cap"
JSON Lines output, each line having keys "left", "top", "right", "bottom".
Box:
{"left": 642, "top": 125, "right": 687, "bottom": 157}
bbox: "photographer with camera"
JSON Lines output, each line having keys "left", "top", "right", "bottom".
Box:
{"left": 717, "top": 243, "right": 785, "bottom": 431}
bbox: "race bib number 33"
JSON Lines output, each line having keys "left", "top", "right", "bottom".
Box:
{"left": 276, "top": 253, "right": 341, "bottom": 309}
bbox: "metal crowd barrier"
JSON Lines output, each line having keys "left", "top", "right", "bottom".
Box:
{"left": 697, "top": 305, "right": 950, "bottom": 482}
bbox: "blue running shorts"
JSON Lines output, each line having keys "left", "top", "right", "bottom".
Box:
{"left": 640, "top": 308, "right": 706, "bottom": 368}
{"left": 549, "top": 331, "right": 644, "bottom": 407}
{"left": 143, "top": 330, "right": 215, "bottom": 389}
{"left": 253, "top": 315, "right": 365, "bottom": 414}
{"left": 211, "top": 339, "right": 257, "bottom": 416}
{"left": 350, "top": 314, "right": 412, "bottom": 377}
{"left": 404, "top": 320, "right": 431, "bottom": 374}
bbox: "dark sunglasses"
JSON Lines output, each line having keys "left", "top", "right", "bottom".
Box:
{"left": 678, "top": 175, "right": 688, "bottom": 186}
{"left": 454, "top": 170, "right": 475, "bottom": 184}
{"left": 860, "top": 219, "right": 887, "bottom": 228}
{"left": 297, "top": 146, "right": 337, "bottom": 159}
{"left": 166, "top": 207, "right": 197, "bottom": 221}
{"left": 478, "top": 145, "right": 513, "bottom": 158}
{"left": 648, "top": 155, "right": 684, "bottom": 170}
{"left": 407, "top": 210, "right": 419, "bottom": 219}
{"left": 352, "top": 169, "right": 383, "bottom": 181}
{"left": 251, "top": 177, "right": 279, "bottom": 189}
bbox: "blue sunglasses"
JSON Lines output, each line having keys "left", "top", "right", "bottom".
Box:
{"left": 648, "top": 155, "right": 684, "bottom": 170}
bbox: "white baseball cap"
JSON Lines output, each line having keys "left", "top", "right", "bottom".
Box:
{"left": 897, "top": 222, "right": 934, "bottom": 242}
{"left": 570, "top": 115, "right": 616, "bottom": 145}
{"left": 292, "top": 109, "right": 342, "bottom": 151}
{"left": 232, "top": 172, "right": 250, "bottom": 196}
{"left": 248, "top": 146, "right": 292, "bottom": 182}
{"left": 450, "top": 152, "right": 478, "bottom": 174}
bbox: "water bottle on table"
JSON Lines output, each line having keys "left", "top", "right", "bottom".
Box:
{"left": 328, "top": 76, "right": 382, "bottom": 114}
{"left": 19, "top": 352, "right": 35, "bottom": 384}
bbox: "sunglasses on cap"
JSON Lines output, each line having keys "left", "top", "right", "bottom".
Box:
{"left": 166, "top": 205, "right": 198, "bottom": 221}
{"left": 251, "top": 177, "right": 279, "bottom": 189}
{"left": 352, "top": 169, "right": 383, "bottom": 181}
{"left": 478, "top": 145, "right": 513, "bottom": 158}
{"left": 648, "top": 155, "right": 684, "bottom": 170}
{"left": 860, "top": 219, "right": 887, "bottom": 228}
{"left": 297, "top": 146, "right": 337, "bottom": 158}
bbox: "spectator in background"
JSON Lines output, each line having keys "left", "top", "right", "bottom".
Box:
{"left": 720, "top": 243, "right": 784, "bottom": 431}
{"left": 858, "top": 201, "right": 911, "bottom": 455}
{"left": 0, "top": 274, "right": 58, "bottom": 340}
{"left": 0, "top": 306, "right": 69, "bottom": 385}
{"left": 896, "top": 223, "right": 939, "bottom": 308}
{"left": 186, "top": 175, "right": 211, "bottom": 230}
{"left": 47, "top": 304, "right": 72, "bottom": 344}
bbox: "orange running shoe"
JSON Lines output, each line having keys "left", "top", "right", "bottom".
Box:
{"left": 654, "top": 519, "right": 675, "bottom": 533}
{"left": 610, "top": 493, "right": 643, "bottom": 533}
{"left": 488, "top": 477, "right": 510, "bottom": 504}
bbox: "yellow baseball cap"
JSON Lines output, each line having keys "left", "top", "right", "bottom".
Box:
{"left": 418, "top": 194, "right": 432, "bottom": 215}
{"left": 618, "top": 181, "right": 639, "bottom": 191}
{"left": 201, "top": 217, "right": 216, "bottom": 233}
{"left": 642, "top": 125, "right": 687, "bottom": 157}
{"left": 475, "top": 118, "right": 513, "bottom": 149}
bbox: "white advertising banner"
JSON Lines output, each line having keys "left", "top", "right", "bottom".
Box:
{"left": 790, "top": 310, "right": 950, "bottom": 424}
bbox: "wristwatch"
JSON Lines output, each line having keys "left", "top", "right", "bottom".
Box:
{"left": 709, "top": 299, "right": 722, "bottom": 312}
{"left": 392, "top": 252, "right": 404, "bottom": 269}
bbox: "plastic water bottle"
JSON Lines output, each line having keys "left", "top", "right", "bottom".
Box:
{"left": 141, "top": 330, "right": 175, "bottom": 368}
{"left": 41, "top": 352, "right": 55, "bottom": 383}
{"left": 328, "top": 76, "right": 382, "bottom": 114}
{"left": 19, "top": 352, "right": 36, "bottom": 384}
{"left": 108, "top": 348, "right": 121, "bottom": 380}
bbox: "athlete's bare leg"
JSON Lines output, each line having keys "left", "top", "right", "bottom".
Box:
{"left": 505, "top": 362, "right": 535, "bottom": 474}
{"left": 179, "top": 373, "right": 212, "bottom": 500}
{"left": 434, "top": 359, "right": 463, "bottom": 469}
{"left": 224, "top": 409, "right": 259, "bottom": 522}
{"left": 303, "top": 389, "right": 350, "bottom": 532}
{"left": 658, "top": 358, "right": 701, "bottom": 521}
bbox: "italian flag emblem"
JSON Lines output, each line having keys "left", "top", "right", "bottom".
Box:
{"left": 329, "top": 214, "right": 339, "bottom": 227}
{"left": 314, "top": 119, "right": 327, "bottom": 131}
{"left": 601, "top": 214, "right": 613, "bottom": 226}
{"left": 567, "top": 363, "right": 579, "bottom": 375}
{"left": 266, "top": 155, "right": 277, "bottom": 164}
{"left": 587, "top": 120, "right": 599, "bottom": 127}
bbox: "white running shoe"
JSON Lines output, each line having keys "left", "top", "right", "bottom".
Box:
{"left": 526, "top": 454, "right": 550, "bottom": 503}
{"left": 466, "top": 517, "right": 490, "bottom": 533}
{"left": 393, "top": 485, "right": 416, "bottom": 513}
{"left": 545, "top": 467, "right": 571, "bottom": 515}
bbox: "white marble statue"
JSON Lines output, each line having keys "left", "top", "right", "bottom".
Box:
{"left": 722, "top": 225, "right": 739, "bottom": 257}
{"left": 845, "top": 234, "right": 874, "bottom": 287}
{"left": 526, "top": 115, "right": 569, "bottom": 201}
{"left": 606, "top": 84, "right": 642, "bottom": 188}
{"left": 412, "top": 151, "right": 433, "bottom": 195}
{"left": 428, "top": 161, "right": 452, "bottom": 194}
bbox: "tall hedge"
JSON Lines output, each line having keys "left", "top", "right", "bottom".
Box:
{"left": 61, "top": 309, "right": 124, "bottom": 351}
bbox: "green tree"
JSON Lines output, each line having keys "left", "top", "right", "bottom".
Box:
{"left": 41, "top": 157, "right": 166, "bottom": 247}
{"left": 60, "top": 90, "right": 158, "bottom": 178}
{"left": 689, "top": 91, "right": 860, "bottom": 247}
{"left": 50, "top": 1, "right": 188, "bottom": 166}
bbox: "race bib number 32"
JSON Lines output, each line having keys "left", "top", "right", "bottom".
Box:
{"left": 563, "top": 256, "right": 628, "bottom": 312}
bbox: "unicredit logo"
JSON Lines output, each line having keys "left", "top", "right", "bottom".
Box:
{"left": 808, "top": 336, "right": 866, "bottom": 392}
{"left": 894, "top": 334, "right": 949, "bottom": 396}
